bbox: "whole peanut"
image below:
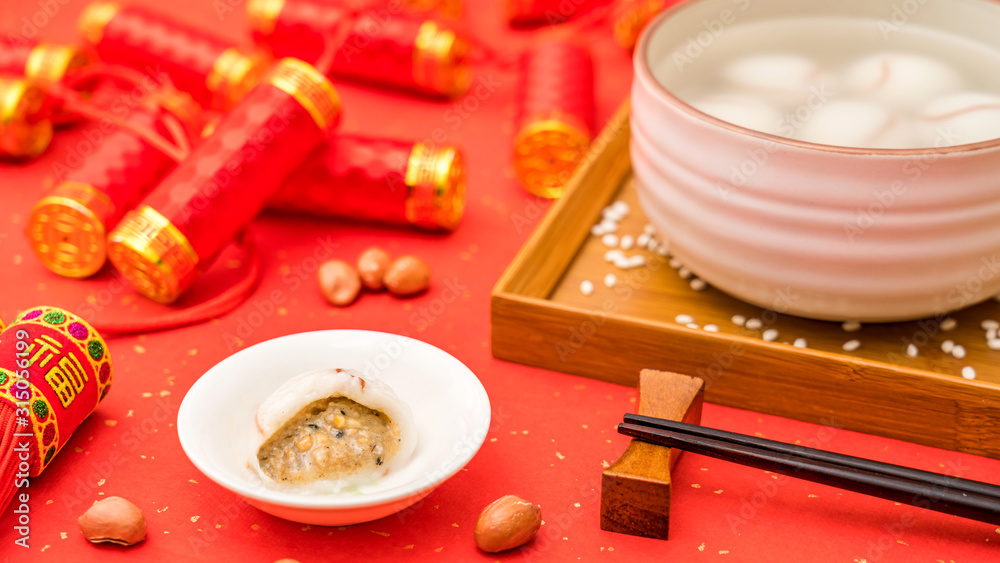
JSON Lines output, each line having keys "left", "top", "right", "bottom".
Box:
{"left": 78, "top": 496, "right": 146, "bottom": 546}
{"left": 383, "top": 255, "right": 430, "bottom": 296}
{"left": 473, "top": 495, "right": 542, "bottom": 553}
{"left": 357, "top": 247, "right": 392, "bottom": 291}
{"left": 318, "top": 260, "right": 362, "bottom": 306}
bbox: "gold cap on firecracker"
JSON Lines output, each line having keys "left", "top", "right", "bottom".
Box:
{"left": 206, "top": 48, "right": 274, "bottom": 110}
{"left": 246, "top": 0, "right": 287, "bottom": 37}
{"left": 613, "top": 0, "right": 666, "bottom": 50}
{"left": 267, "top": 57, "right": 342, "bottom": 134}
{"left": 404, "top": 143, "right": 466, "bottom": 230}
{"left": 107, "top": 205, "right": 200, "bottom": 304}
{"left": 78, "top": 1, "right": 122, "bottom": 46}
{"left": 26, "top": 182, "right": 117, "bottom": 278}
{"left": 0, "top": 78, "right": 53, "bottom": 159}
{"left": 512, "top": 116, "right": 591, "bottom": 199}
{"left": 413, "top": 20, "right": 471, "bottom": 98}
{"left": 24, "top": 43, "right": 93, "bottom": 84}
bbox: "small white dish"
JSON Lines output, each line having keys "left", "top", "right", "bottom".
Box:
{"left": 177, "top": 330, "right": 491, "bottom": 526}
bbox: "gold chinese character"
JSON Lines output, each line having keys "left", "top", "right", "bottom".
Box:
{"left": 26, "top": 334, "right": 63, "bottom": 369}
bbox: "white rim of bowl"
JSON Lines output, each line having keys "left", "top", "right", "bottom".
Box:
{"left": 634, "top": 0, "right": 1000, "bottom": 156}
{"left": 176, "top": 329, "right": 492, "bottom": 509}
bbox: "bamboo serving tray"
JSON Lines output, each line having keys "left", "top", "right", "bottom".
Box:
{"left": 491, "top": 102, "right": 1000, "bottom": 460}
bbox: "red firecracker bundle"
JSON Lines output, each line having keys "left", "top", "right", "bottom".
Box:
{"left": 246, "top": 0, "right": 470, "bottom": 97}
{"left": 25, "top": 89, "right": 204, "bottom": 278}
{"left": 78, "top": 2, "right": 272, "bottom": 110}
{"left": 106, "top": 58, "right": 342, "bottom": 303}
{"left": 513, "top": 38, "right": 594, "bottom": 199}
{"left": 270, "top": 134, "right": 466, "bottom": 230}
{"left": 0, "top": 306, "right": 114, "bottom": 513}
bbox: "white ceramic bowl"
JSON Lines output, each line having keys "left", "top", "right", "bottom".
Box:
{"left": 177, "top": 330, "right": 491, "bottom": 526}
{"left": 632, "top": 0, "right": 1000, "bottom": 321}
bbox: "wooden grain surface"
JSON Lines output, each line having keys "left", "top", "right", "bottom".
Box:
{"left": 491, "top": 102, "right": 1000, "bottom": 460}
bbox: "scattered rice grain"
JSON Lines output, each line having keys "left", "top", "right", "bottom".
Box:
{"left": 906, "top": 344, "right": 918, "bottom": 358}
{"left": 762, "top": 329, "right": 779, "bottom": 342}
{"left": 580, "top": 280, "right": 594, "bottom": 296}
{"left": 620, "top": 235, "right": 635, "bottom": 250}
{"left": 842, "top": 321, "right": 862, "bottom": 332}
{"left": 940, "top": 317, "right": 957, "bottom": 331}
{"left": 604, "top": 273, "right": 617, "bottom": 288}
{"left": 941, "top": 340, "right": 955, "bottom": 353}
{"left": 988, "top": 338, "right": 1000, "bottom": 351}
{"left": 704, "top": 324, "right": 719, "bottom": 332}
{"left": 686, "top": 323, "right": 700, "bottom": 330}
{"left": 602, "top": 234, "right": 619, "bottom": 248}
{"left": 842, "top": 339, "right": 861, "bottom": 352}
{"left": 982, "top": 319, "right": 999, "bottom": 331}
{"left": 731, "top": 314, "right": 747, "bottom": 327}
{"left": 744, "top": 318, "right": 763, "bottom": 330}
{"left": 669, "top": 258, "right": 682, "bottom": 269}
{"left": 961, "top": 366, "right": 977, "bottom": 380}
{"left": 678, "top": 267, "right": 693, "bottom": 280}
{"left": 952, "top": 345, "right": 966, "bottom": 360}
{"left": 675, "top": 314, "right": 695, "bottom": 325}
{"left": 604, "top": 249, "right": 624, "bottom": 263}
{"left": 793, "top": 338, "right": 808, "bottom": 348}
{"left": 690, "top": 278, "right": 707, "bottom": 291}
{"left": 636, "top": 233, "right": 651, "bottom": 248}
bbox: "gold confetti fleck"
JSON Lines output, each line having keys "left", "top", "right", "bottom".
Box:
{"left": 251, "top": 524, "right": 260, "bottom": 531}
{"left": 995, "top": 528, "right": 1000, "bottom": 535}
{"left": 97, "top": 479, "right": 106, "bottom": 487}
{"left": 896, "top": 539, "right": 909, "bottom": 546}
{"left": 13, "top": 254, "right": 23, "bottom": 265}
{"left": 698, "top": 542, "right": 706, "bottom": 552}
{"left": 808, "top": 494, "right": 819, "bottom": 498}
{"left": 74, "top": 447, "right": 83, "bottom": 453}
{"left": 573, "top": 384, "right": 586, "bottom": 390}
{"left": 191, "top": 516, "right": 200, "bottom": 523}
{"left": 573, "top": 502, "right": 581, "bottom": 508}
{"left": 157, "top": 506, "right": 168, "bottom": 513}
{"left": 60, "top": 532, "right": 67, "bottom": 539}
{"left": 562, "top": 537, "right": 569, "bottom": 541}
{"left": 188, "top": 349, "right": 198, "bottom": 356}
{"left": 141, "top": 392, "right": 153, "bottom": 398}
{"left": 301, "top": 525, "right": 311, "bottom": 531}
{"left": 126, "top": 410, "right": 134, "bottom": 417}
{"left": 700, "top": 467, "right": 709, "bottom": 471}
{"left": 404, "top": 545, "right": 414, "bottom": 549}
{"left": 601, "top": 460, "right": 610, "bottom": 468}
{"left": 371, "top": 530, "right": 389, "bottom": 537}
{"left": 46, "top": 500, "right": 53, "bottom": 505}
{"left": 600, "top": 547, "right": 605, "bottom": 552}
{"left": 608, "top": 547, "right": 614, "bottom": 552}
{"left": 163, "top": 530, "right": 169, "bottom": 534}
{"left": 159, "top": 390, "right": 171, "bottom": 397}
{"left": 581, "top": 424, "right": 588, "bottom": 429}
{"left": 489, "top": 438, "right": 497, "bottom": 442}
{"left": 555, "top": 452, "right": 565, "bottom": 460}
{"left": 105, "top": 420, "right": 117, "bottom": 427}
{"left": 226, "top": 259, "right": 242, "bottom": 269}
{"left": 189, "top": 479, "right": 198, "bottom": 484}
{"left": 133, "top": 345, "right": 146, "bottom": 354}
{"left": 754, "top": 432, "right": 765, "bottom": 438}
{"left": 521, "top": 430, "right": 529, "bottom": 435}
{"left": 714, "top": 490, "right": 724, "bottom": 494}
{"left": 215, "top": 524, "right": 222, "bottom": 529}
{"left": 278, "top": 307, "right": 288, "bottom": 316}
{"left": 719, "top": 550, "right": 730, "bottom": 555}
{"left": 40, "top": 545, "right": 50, "bottom": 552}
{"left": 434, "top": 547, "right": 443, "bottom": 553}
{"left": 691, "top": 484, "right": 701, "bottom": 488}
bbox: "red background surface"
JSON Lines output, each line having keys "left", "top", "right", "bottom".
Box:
{"left": 2, "top": 1, "right": 1000, "bottom": 561}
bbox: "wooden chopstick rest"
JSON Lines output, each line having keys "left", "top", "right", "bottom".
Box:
{"left": 600, "top": 369, "right": 706, "bottom": 540}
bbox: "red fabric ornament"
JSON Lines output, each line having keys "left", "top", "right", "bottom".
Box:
{"left": 106, "top": 59, "right": 342, "bottom": 304}
{"left": 0, "top": 306, "right": 114, "bottom": 512}
{"left": 270, "top": 134, "right": 465, "bottom": 231}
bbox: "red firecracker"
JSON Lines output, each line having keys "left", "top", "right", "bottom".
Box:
{"left": 0, "top": 306, "right": 114, "bottom": 513}
{"left": 0, "top": 37, "right": 93, "bottom": 86}
{"left": 507, "top": 0, "right": 594, "bottom": 26}
{"left": 513, "top": 38, "right": 594, "bottom": 199}
{"left": 78, "top": 1, "right": 272, "bottom": 110}
{"left": 107, "top": 58, "right": 342, "bottom": 303}
{"left": 25, "top": 89, "right": 204, "bottom": 279}
{"left": 0, "top": 77, "right": 53, "bottom": 159}
{"left": 270, "top": 135, "right": 465, "bottom": 231}
{"left": 247, "top": 0, "right": 470, "bottom": 97}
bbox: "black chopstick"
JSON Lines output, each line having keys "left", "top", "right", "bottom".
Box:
{"left": 624, "top": 413, "right": 1000, "bottom": 501}
{"left": 618, "top": 421, "right": 1000, "bottom": 526}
